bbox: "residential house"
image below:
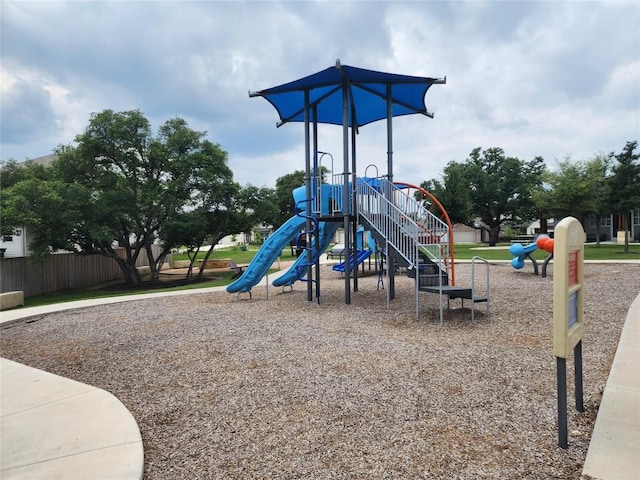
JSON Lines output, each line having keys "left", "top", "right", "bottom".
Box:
{"left": 585, "top": 209, "right": 640, "bottom": 243}
{"left": 0, "top": 228, "right": 28, "bottom": 258}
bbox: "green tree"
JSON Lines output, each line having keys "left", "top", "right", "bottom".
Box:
{"left": 608, "top": 141, "right": 640, "bottom": 253}
{"left": 543, "top": 158, "right": 593, "bottom": 222}
{"left": 1, "top": 160, "right": 50, "bottom": 238}
{"left": 161, "top": 205, "right": 247, "bottom": 282}
{"left": 52, "top": 109, "right": 236, "bottom": 285}
{"left": 274, "top": 170, "right": 305, "bottom": 228}
{"left": 157, "top": 183, "right": 278, "bottom": 281}
{"left": 530, "top": 180, "right": 554, "bottom": 235}
{"left": 1, "top": 159, "right": 46, "bottom": 192}
{"left": 160, "top": 209, "right": 210, "bottom": 280}
{"left": 465, "top": 148, "right": 545, "bottom": 246}
{"left": 584, "top": 154, "right": 613, "bottom": 245}
{"left": 271, "top": 166, "right": 332, "bottom": 228}
{"left": 238, "top": 184, "right": 279, "bottom": 229}
{"left": 1, "top": 162, "right": 90, "bottom": 261}
{"left": 420, "top": 160, "right": 473, "bottom": 225}
{"left": 533, "top": 154, "right": 611, "bottom": 240}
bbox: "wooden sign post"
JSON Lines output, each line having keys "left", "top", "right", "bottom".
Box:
{"left": 553, "top": 216, "right": 585, "bottom": 448}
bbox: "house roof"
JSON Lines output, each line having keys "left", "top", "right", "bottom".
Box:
{"left": 26, "top": 154, "right": 57, "bottom": 166}
{"left": 452, "top": 223, "right": 477, "bottom": 232}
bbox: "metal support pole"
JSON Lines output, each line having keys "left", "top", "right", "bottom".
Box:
{"left": 384, "top": 92, "right": 396, "bottom": 300}
{"left": 574, "top": 341, "right": 585, "bottom": 412}
{"left": 304, "top": 90, "right": 312, "bottom": 302}
{"left": 386, "top": 84, "right": 393, "bottom": 183}
{"left": 386, "top": 244, "right": 390, "bottom": 309}
{"left": 557, "top": 356, "right": 568, "bottom": 449}
{"left": 313, "top": 107, "right": 321, "bottom": 303}
{"left": 351, "top": 124, "right": 359, "bottom": 292}
{"left": 342, "top": 81, "right": 351, "bottom": 304}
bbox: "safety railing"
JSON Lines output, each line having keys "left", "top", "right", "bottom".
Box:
{"left": 330, "top": 172, "right": 346, "bottom": 215}
{"left": 356, "top": 178, "right": 449, "bottom": 273}
{"left": 392, "top": 187, "right": 449, "bottom": 245}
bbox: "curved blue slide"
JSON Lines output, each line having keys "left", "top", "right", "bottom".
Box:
{"left": 272, "top": 222, "right": 340, "bottom": 287}
{"left": 226, "top": 215, "right": 307, "bottom": 293}
{"left": 331, "top": 249, "right": 373, "bottom": 272}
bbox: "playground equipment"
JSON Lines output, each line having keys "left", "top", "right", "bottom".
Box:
{"left": 332, "top": 226, "right": 376, "bottom": 275}
{"left": 332, "top": 250, "right": 373, "bottom": 274}
{"left": 227, "top": 174, "right": 490, "bottom": 323}
{"left": 230, "top": 61, "right": 490, "bottom": 323}
{"left": 537, "top": 235, "right": 555, "bottom": 254}
{"left": 509, "top": 234, "right": 555, "bottom": 277}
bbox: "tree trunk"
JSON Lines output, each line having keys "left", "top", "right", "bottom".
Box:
{"left": 621, "top": 213, "right": 630, "bottom": 253}
{"left": 488, "top": 225, "right": 501, "bottom": 246}
{"left": 197, "top": 244, "right": 217, "bottom": 280}
{"left": 148, "top": 245, "right": 170, "bottom": 285}
{"left": 197, "top": 236, "right": 225, "bottom": 280}
{"left": 540, "top": 216, "right": 548, "bottom": 234}
{"left": 145, "top": 244, "right": 159, "bottom": 285}
{"left": 103, "top": 244, "right": 142, "bottom": 286}
{"left": 185, "top": 251, "right": 197, "bottom": 281}
{"left": 114, "top": 256, "right": 142, "bottom": 286}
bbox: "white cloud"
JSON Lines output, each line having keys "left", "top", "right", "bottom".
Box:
{"left": 0, "top": 0, "right": 638, "bottom": 186}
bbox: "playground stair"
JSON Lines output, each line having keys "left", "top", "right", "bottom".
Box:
{"left": 356, "top": 178, "right": 489, "bottom": 323}
{"left": 408, "top": 254, "right": 490, "bottom": 323}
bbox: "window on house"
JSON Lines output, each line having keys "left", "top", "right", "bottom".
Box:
{"left": 633, "top": 209, "right": 640, "bottom": 226}
{"left": 2, "top": 236, "right": 12, "bottom": 242}
{"left": 588, "top": 215, "right": 612, "bottom": 228}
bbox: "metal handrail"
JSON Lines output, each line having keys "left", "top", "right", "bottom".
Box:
{"left": 356, "top": 178, "right": 449, "bottom": 271}
{"left": 470, "top": 256, "right": 490, "bottom": 320}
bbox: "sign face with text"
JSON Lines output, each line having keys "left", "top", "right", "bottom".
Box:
{"left": 568, "top": 251, "right": 578, "bottom": 286}
{"left": 553, "top": 217, "right": 585, "bottom": 359}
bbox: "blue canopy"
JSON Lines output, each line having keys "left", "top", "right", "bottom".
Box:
{"left": 250, "top": 60, "right": 446, "bottom": 128}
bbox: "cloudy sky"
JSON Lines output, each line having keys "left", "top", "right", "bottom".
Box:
{"left": 1, "top": 0, "right": 638, "bottom": 188}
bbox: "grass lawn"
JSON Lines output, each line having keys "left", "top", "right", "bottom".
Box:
{"left": 172, "top": 245, "right": 298, "bottom": 263}
{"left": 22, "top": 267, "right": 288, "bottom": 308}
{"left": 20, "top": 242, "right": 638, "bottom": 309}
{"left": 453, "top": 242, "right": 640, "bottom": 261}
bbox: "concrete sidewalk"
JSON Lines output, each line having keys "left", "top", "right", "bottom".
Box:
{"left": 581, "top": 292, "right": 640, "bottom": 479}
{"left": 0, "top": 262, "right": 291, "bottom": 325}
{"left": 1, "top": 358, "right": 144, "bottom": 480}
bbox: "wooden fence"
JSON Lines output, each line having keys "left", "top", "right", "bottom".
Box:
{"left": 0, "top": 246, "right": 168, "bottom": 298}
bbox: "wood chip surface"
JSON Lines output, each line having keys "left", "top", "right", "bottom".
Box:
{"left": 1, "top": 262, "right": 638, "bottom": 479}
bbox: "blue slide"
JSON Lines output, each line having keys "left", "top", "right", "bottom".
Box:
{"left": 226, "top": 216, "right": 307, "bottom": 293}
{"left": 332, "top": 249, "right": 373, "bottom": 272}
{"left": 272, "top": 222, "right": 340, "bottom": 287}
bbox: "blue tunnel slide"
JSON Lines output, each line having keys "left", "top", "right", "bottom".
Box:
{"left": 226, "top": 217, "right": 339, "bottom": 293}
{"left": 272, "top": 222, "right": 340, "bottom": 287}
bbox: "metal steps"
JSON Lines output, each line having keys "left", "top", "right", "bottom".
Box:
{"left": 355, "top": 177, "right": 489, "bottom": 323}
{"left": 418, "top": 257, "right": 490, "bottom": 323}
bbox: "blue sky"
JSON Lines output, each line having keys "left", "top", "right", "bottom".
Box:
{"left": 1, "top": 0, "right": 638, "bottom": 188}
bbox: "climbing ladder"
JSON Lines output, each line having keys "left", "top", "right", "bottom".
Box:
{"left": 356, "top": 178, "right": 489, "bottom": 324}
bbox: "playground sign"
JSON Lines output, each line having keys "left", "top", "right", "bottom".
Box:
{"left": 552, "top": 216, "right": 585, "bottom": 449}
{"left": 553, "top": 217, "right": 584, "bottom": 358}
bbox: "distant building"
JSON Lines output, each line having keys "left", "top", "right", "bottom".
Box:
{"left": 451, "top": 223, "right": 482, "bottom": 243}
{"left": 26, "top": 153, "right": 57, "bottom": 166}
{"left": 0, "top": 228, "right": 28, "bottom": 258}
{"left": 526, "top": 219, "right": 557, "bottom": 237}
{"left": 584, "top": 210, "right": 640, "bottom": 243}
